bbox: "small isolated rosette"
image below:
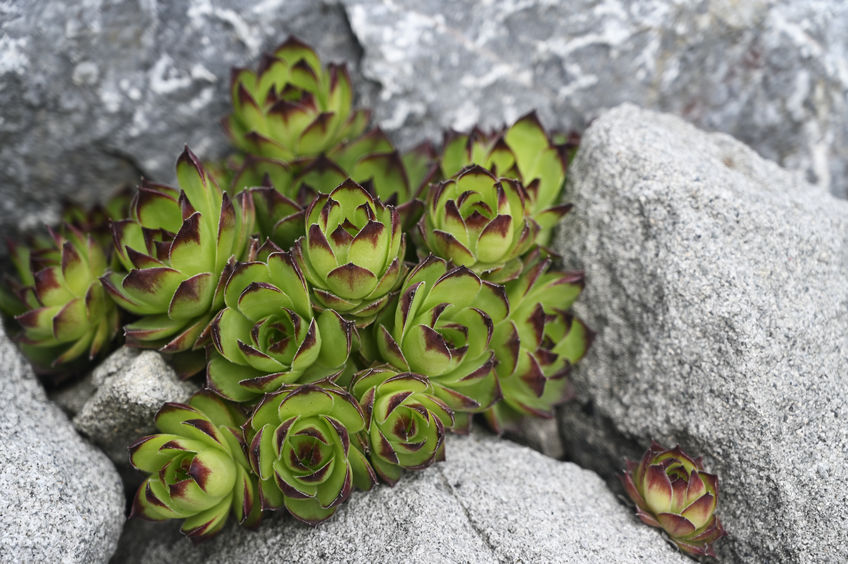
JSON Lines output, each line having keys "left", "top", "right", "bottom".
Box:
{"left": 226, "top": 37, "right": 369, "bottom": 161}
{"left": 485, "top": 251, "right": 591, "bottom": 432}
{"left": 376, "top": 255, "right": 506, "bottom": 431}
{"left": 294, "top": 179, "right": 406, "bottom": 324}
{"left": 440, "top": 112, "right": 574, "bottom": 244}
{"left": 248, "top": 383, "right": 376, "bottom": 524}
{"left": 621, "top": 442, "right": 727, "bottom": 557}
{"left": 419, "top": 165, "right": 538, "bottom": 279}
{"left": 4, "top": 226, "right": 120, "bottom": 373}
{"left": 103, "top": 147, "right": 256, "bottom": 354}
{"left": 206, "top": 250, "right": 355, "bottom": 402}
{"left": 350, "top": 366, "right": 453, "bottom": 485}
{"left": 129, "top": 391, "right": 262, "bottom": 541}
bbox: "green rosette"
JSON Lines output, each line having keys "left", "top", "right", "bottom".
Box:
{"left": 129, "top": 391, "right": 262, "bottom": 541}
{"left": 247, "top": 383, "right": 376, "bottom": 524}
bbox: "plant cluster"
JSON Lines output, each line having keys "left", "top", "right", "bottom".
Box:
{"left": 1, "top": 36, "right": 724, "bottom": 556}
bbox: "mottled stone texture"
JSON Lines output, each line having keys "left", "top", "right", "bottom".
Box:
{"left": 114, "top": 431, "right": 686, "bottom": 564}
{"left": 347, "top": 0, "right": 848, "bottom": 199}
{"left": 554, "top": 104, "right": 848, "bottom": 562}
{"left": 0, "top": 325, "right": 125, "bottom": 562}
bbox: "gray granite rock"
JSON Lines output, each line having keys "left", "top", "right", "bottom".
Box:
{"left": 0, "top": 325, "right": 125, "bottom": 562}
{"left": 0, "top": 0, "right": 373, "bottom": 249}
{"left": 73, "top": 348, "right": 198, "bottom": 467}
{"left": 554, "top": 104, "right": 848, "bottom": 562}
{"left": 114, "top": 431, "right": 686, "bottom": 563}
{"left": 346, "top": 0, "right": 848, "bottom": 199}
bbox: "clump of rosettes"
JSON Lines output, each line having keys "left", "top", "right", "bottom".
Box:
{"left": 621, "top": 442, "right": 727, "bottom": 557}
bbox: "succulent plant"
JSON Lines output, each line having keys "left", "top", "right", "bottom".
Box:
{"left": 375, "top": 255, "right": 505, "bottom": 431}
{"left": 206, "top": 249, "right": 356, "bottom": 402}
{"left": 1, "top": 226, "right": 120, "bottom": 374}
{"left": 419, "top": 165, "right": 538, "bottom": 280}
{"left": 350, "top": 366, "right": 453, "bottom": 485}
{"left": 226, "top": 37, "right": 369, "bottom": 161}
{"left": 129, "top": 390, "right": 262, "bottom": 541}
{"left": 59, "top": 188, "right": 133, "bottom": 251}
{"left": 229, "top": 129, "right": 427, "bottom": 231}
{"left": 294, "top": 180, "right": 406, "bottom": 324}
{"left": 485, "top": 251, "right": 591, "bottom": 432}
{"left": 440, "top": 113, "right": 574, "bottom": 244}
{"left": 621, "top": 442, "right": 727, "bottom": 557}
{"left": 248, "top": 383, "right": 376, "bottom": 524}
{"left": 102, "top": 147, "right": 255, "bottom": 355}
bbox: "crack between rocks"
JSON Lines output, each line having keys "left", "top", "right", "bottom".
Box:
{"left": 434, "top": 465, "right": 502, "bottom": 563}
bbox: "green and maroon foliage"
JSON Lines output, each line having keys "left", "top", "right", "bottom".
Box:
{"left": 294, "top": 180, "right": 406, "bottom": 324}
{"left": 226, "top": 37, "right": 369, "bottom": 161}
{"left": 621, "top": 442, "right": 727, "bottom": 557}
{"left": 419, "top": 165, "right": 538, "bottom": 280}
{"left": 228, "top": 128, "right": 428, "bottom": 232}
{"left": 206, "top": 249, "right": 355, "bottom": 402}
{"left": 440, "top": 113, "right": 575, "bottom": 244}
{"left": 129, "top": 390, "right": 262, "bottom": 541}
{"left": 350, "top": 366, "right": 453, "bottom": 485}
{"left": 248, "top": 383, "right": 376, "bottom": 524}
{"left": 60, "top": 187, "right": 133, "bottom": 251}
{"left": 484, "top": 250, "right": 591, "bottom": 433}
{"left": 1, "top": 225, "right": 120, "bottom": 374}
{"left": 102, "top": 147, "right": 256, "bottom": 355}
{"left": 375, "top": 255, "right": 505, "bottom": 432}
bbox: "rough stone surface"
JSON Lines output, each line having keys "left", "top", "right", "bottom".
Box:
{"left": 0, "top": 325, "right": 125, "bottom": 562}
{"left": 0, "top": 0, "right": 373, "bottom": 248}
{"left": 346, "top": 0, "right": 848, "bottom": 199}
{"left": 114, "top": 431, "right": 686, "bottom": 563}
{"left": 73, "top": 348, "right": 198, "bottom": 468}
{"left": 554, "top": 104, "right": 848, "bottom": 562}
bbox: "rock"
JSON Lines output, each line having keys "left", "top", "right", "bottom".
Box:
{"left": 114, "top": 431, "right": 686, "bottom": 563}
{"left": 73, "top": 348, "right": 198, "bottom": 468}
{"left": 345, "top": 0, "right": 848, "bottom": 199}
{"left": 0, "top": 325, "right": 125, "bottom": 562}
{"left": 500, "top": 415, "right": 565, "bottom": 459}
{"left": 0, "top": 0, "right": 374, "bottom": 249}
{"left": 553, "top": 104, "right": 848, "bottom": 562}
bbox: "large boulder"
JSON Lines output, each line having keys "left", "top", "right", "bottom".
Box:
{"left": 0, "top": 326, "right": 126, "bottom": 562}
{"left": 554, "top": 104, "right": 848, "bottom": 562}
{"left": 114, "top": 431, "right": 686, "bottom": 563}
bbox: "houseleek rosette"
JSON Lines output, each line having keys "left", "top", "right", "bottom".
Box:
{"left": 206, "top": 250, "right": 355, "bottom": 402}
{"left": 226, "top": 37, "right": 369, "bottom": 161}
{"left": 351, "top": 366, "right": 453, "bottom": 485}
{"left": 2, "top": 226, "right": 120, "bottom": 373}
{"left": 485, "top": 251, "right": 591, "bottom": 432}
{"left": 441, "top": 113, "right": 574, "bottom": 244}
{"left": 375, "top": 256, "right": 506, "bottom": 431}
{"left": 247, "top": 383, "right": 376, "bottom": 524}
{"left": 102, "top": 147, "right": 255, "bottom": 354}
{"left": 129, "top": 391, "right": 262, "bottom": 541}
{"left": 294, "top": 180, "right": 406, "bottom": 324}
{"left": 621, "top": 442, "right": 727, "bottom": 557}
{"left": 419, "top": 166, "right": 538, "bottom": 280}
